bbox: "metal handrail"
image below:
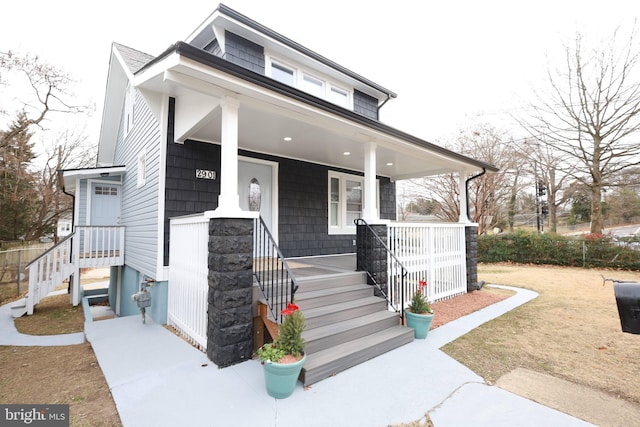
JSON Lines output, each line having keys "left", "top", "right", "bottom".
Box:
{"left": 253, "top": 216, "right": 299, "bottom": 324}
{"left": 354, "top": 218, "right": 409, "bottom": 322}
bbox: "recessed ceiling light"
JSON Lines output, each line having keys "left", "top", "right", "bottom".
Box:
{"left": 283, "top": 137, "right": 292, "bottom": 142}
{"left": 343, "top": 151, "right": 350, "bottom": 155}
{"left": 386, "top": 162, "right": 393, "bottom": 166}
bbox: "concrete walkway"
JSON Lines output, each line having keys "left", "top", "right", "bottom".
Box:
{"left": 0, "top": 289, "right": 85, "bottom": 346}
{"left": 1, "top": 285, "right": 595, "bottom": 426}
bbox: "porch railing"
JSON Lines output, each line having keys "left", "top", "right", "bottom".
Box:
{"left": 254, "top": 216, "right": 298, "bottom": 324}
{"left": 168, "top": 214, "right": 209, "bottom": 350}
{"left": 24, "top": 233, "right": 75, "bottom": 315}
{"left": 74, "top": 226, "right": 125, "bottom": 268}
{"left": 388, "top": 222, "right": 467, "bottom": 307}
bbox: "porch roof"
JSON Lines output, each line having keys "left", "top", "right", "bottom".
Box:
{"left": 58, "top": 166, "right": 126, "bottom": 194}
{"left": 134, "top": 42, "right": 497, "bottom": 179}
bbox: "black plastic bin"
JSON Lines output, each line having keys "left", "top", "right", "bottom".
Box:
{"left": 613, "top": 282, "right": 640, "bottom": 334}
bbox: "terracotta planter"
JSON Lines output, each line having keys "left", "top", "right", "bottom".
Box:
{"left": 404, "top": 309, "right": 435, "bottom": 339}
{"left": 262, "top": 353, "right": 306, "bottom": 399}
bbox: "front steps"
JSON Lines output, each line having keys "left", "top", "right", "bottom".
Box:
{"left": 295, "top": 271, "right": 414, "bottom": 386}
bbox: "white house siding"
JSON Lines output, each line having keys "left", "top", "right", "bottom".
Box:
{"left": 78, "top": 180, "right": 88, "bottom": 225}
{"left": 114, "top": 89, "right": 162, "bottom": 279}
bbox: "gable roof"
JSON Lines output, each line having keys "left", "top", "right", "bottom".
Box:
{"left": 113, "top": 43, "right": 155, "bottom": 74}
{"left": 186, "top": 4, "right": 397, "bottom": 102}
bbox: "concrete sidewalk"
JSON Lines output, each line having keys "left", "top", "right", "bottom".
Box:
{"left": 82, "top": 285, "right": 593, "bottom": 427}
{"left": 0, "top": 290, "right": 85, "bottom": 346}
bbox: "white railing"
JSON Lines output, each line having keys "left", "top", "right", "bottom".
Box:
{"left": 168, "top": 214, "right": 209, "bottom": 350}
{"left": 388, "top": 222, "right": 467, "bottom": 309}
{"left": 74, "top": 226, "right": 125, "bottom": 268}
{"left": 25, "top": 234, "right": 75, "bottom": 315}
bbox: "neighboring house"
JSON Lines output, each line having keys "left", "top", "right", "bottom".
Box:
{"left": 24, "top": 4, "right": 497, "bottom": 379}
{"left": 56, "top": 217, "right": 72, "bottom": 239}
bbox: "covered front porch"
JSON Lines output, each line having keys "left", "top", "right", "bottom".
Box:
{"left": 167, "top": 212, "right": 473, "bottom": 383}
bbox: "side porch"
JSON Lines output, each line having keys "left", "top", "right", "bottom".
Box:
{"left": 11, "top": 226, "right": 125, "bottom": 318}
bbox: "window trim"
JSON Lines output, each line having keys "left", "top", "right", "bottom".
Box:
{"left": 137, "top": 149, "right": 147, "bottom": 188}
{"left": 328, "top": 171, "right": 365, "bottom": 235}
{"left": 124, "top": 84, "right": 135, "bottom": 136}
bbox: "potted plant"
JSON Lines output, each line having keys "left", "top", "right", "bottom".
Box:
{"left": 257, "top": 302, "right": 306, "bottom": 398}
{"left": 404, "top": 280, "right": 435, "bottom": 339}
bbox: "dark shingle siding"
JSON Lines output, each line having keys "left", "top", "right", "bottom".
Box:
{"left": 224, "top": 32, "right": 265, "bottom": 74}
{"left": 354, "top": 90, "right": 378, "bottom": 120}
{"left": 161, "top": 133, "right": 396, "bottom": 262}
{"left": 163, "top": 136, "right": 221, "bottom": 265}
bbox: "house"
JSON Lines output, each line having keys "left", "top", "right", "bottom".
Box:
{"left": 24, "top": 4, "right": 497, "bottom": 382}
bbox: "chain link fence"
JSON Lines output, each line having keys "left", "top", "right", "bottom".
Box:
{"left": 0, "top": 242, "right": 53, "bottom": 304}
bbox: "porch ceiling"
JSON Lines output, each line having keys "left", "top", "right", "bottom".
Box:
{"left": 188, "top": 102, "right": 461, "bottom": 180}
{"left": 136, "top": 46, "right": 496, "bottom": 180}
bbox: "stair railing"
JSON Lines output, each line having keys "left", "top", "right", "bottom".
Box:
{"left": 24, "top": 232, "right": 76, "bottom": 315}
{"left": 253, "top": 216, "right": 299, "bottom": 324}
{"left": 354, "top": 218, "right": 409, "bottom": 322}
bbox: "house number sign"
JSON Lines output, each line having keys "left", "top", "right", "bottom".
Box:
{"left": 195, "top": 169, "right": 217, "bottom": 180}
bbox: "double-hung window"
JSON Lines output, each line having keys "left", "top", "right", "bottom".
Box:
{"left": 328, "top": 172, "right": 365, "bottom": 234}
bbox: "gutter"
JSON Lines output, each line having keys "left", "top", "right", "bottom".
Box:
{"left": 465, "top": 168, "right": 487, "bottom": 222}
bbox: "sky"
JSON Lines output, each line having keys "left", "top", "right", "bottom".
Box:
{"left": 1, "top": 0, "right": 639, "bottom": 150}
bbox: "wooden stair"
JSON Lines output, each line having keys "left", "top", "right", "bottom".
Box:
{"left": 295, "top": 271, "right": 414, "bottom": 386}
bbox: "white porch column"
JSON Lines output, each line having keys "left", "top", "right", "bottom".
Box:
{"left": 458, "top": 170, "right": 470, "bottom": 223}
{"left": 215, "top": 97, "right": 242, "bottom": 216}
{"left": 362, "top": 142, "right": 379, "bottom": 221}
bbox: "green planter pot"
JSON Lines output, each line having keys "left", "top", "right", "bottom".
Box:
{"left": 405, "top": 309, "right": 435, "bottom": 339}
{"left": 262, "top": 353, "right": 306, "bottom": 399}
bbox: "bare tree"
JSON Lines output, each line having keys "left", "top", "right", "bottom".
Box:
{"left": 0, "top": 51, "right": 90, "bottom": 150}
{"left": 27, "top": 127, "right": 96, "bottom": 240}
{"left": 520, "top": 139, "right": 573, "bottom": 233}
{"left": 518, "top": 26, "right": 640, "bottom": 233}
{"left": 406, "top": 124, "right": 523, "bottom": 234}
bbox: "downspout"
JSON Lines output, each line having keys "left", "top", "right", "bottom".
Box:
{"left": 58, "top": 170, "right": 76, "bottom": 294}
{"left": 57, "top": 171, "right": 75, "bottom": 241}
{"left": 376, "top": 93, "right": 393, "bottom": 117}
{"left": 465, "top": 168, "right": 486, "bottom": 222}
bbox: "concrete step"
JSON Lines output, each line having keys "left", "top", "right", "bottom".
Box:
{"left": 295, "top": 284, "right": 373, "bottom": 310}
{"left": 85, "top": 293, "right": 109, "bottom": 304}
{"left": 302, "top": 296, "right": 387, "bottom": 330}
{"left": 83, "top": 287, "right": 109, "bottom": 297}
{"left": 303, "top": 310, "right": 400, "bottom": 355}
{"left": 10, "top": 298, "right": 27, "bottom": 318}
{"left": 301, "top": 326, "right": 415, "bottom": 386}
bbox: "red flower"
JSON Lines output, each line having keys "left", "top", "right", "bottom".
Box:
{"left": 418, "top": 280, "right": 427, "bottom": 293}
{"left": 280, "top": 302, "right": 300, "bottom": 316}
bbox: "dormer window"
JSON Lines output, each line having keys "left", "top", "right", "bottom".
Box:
{"left": 267, "top": 55, "right": 352, "bottom": 110}
{"left": 301, "top": 74, "right": 324, "bottom": 97}
{"left": 328, "top": 86, "right": 349, "bottom": 108}
{"left": 271, "top": 62, "right": 295, "bottom": 86}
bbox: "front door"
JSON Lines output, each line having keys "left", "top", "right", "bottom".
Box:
{"left": 89, "top": 182, "right": 122, "bottom": 252}
{"left": 90, "top": 183, "right": 121, "bottom": 225}
{"left": 238, "top": 160, "right": 276, "bottom": 240}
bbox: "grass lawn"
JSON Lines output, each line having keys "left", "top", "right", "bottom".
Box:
{"left": 443, "top": 263, "right": 640, "bottom": 405}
